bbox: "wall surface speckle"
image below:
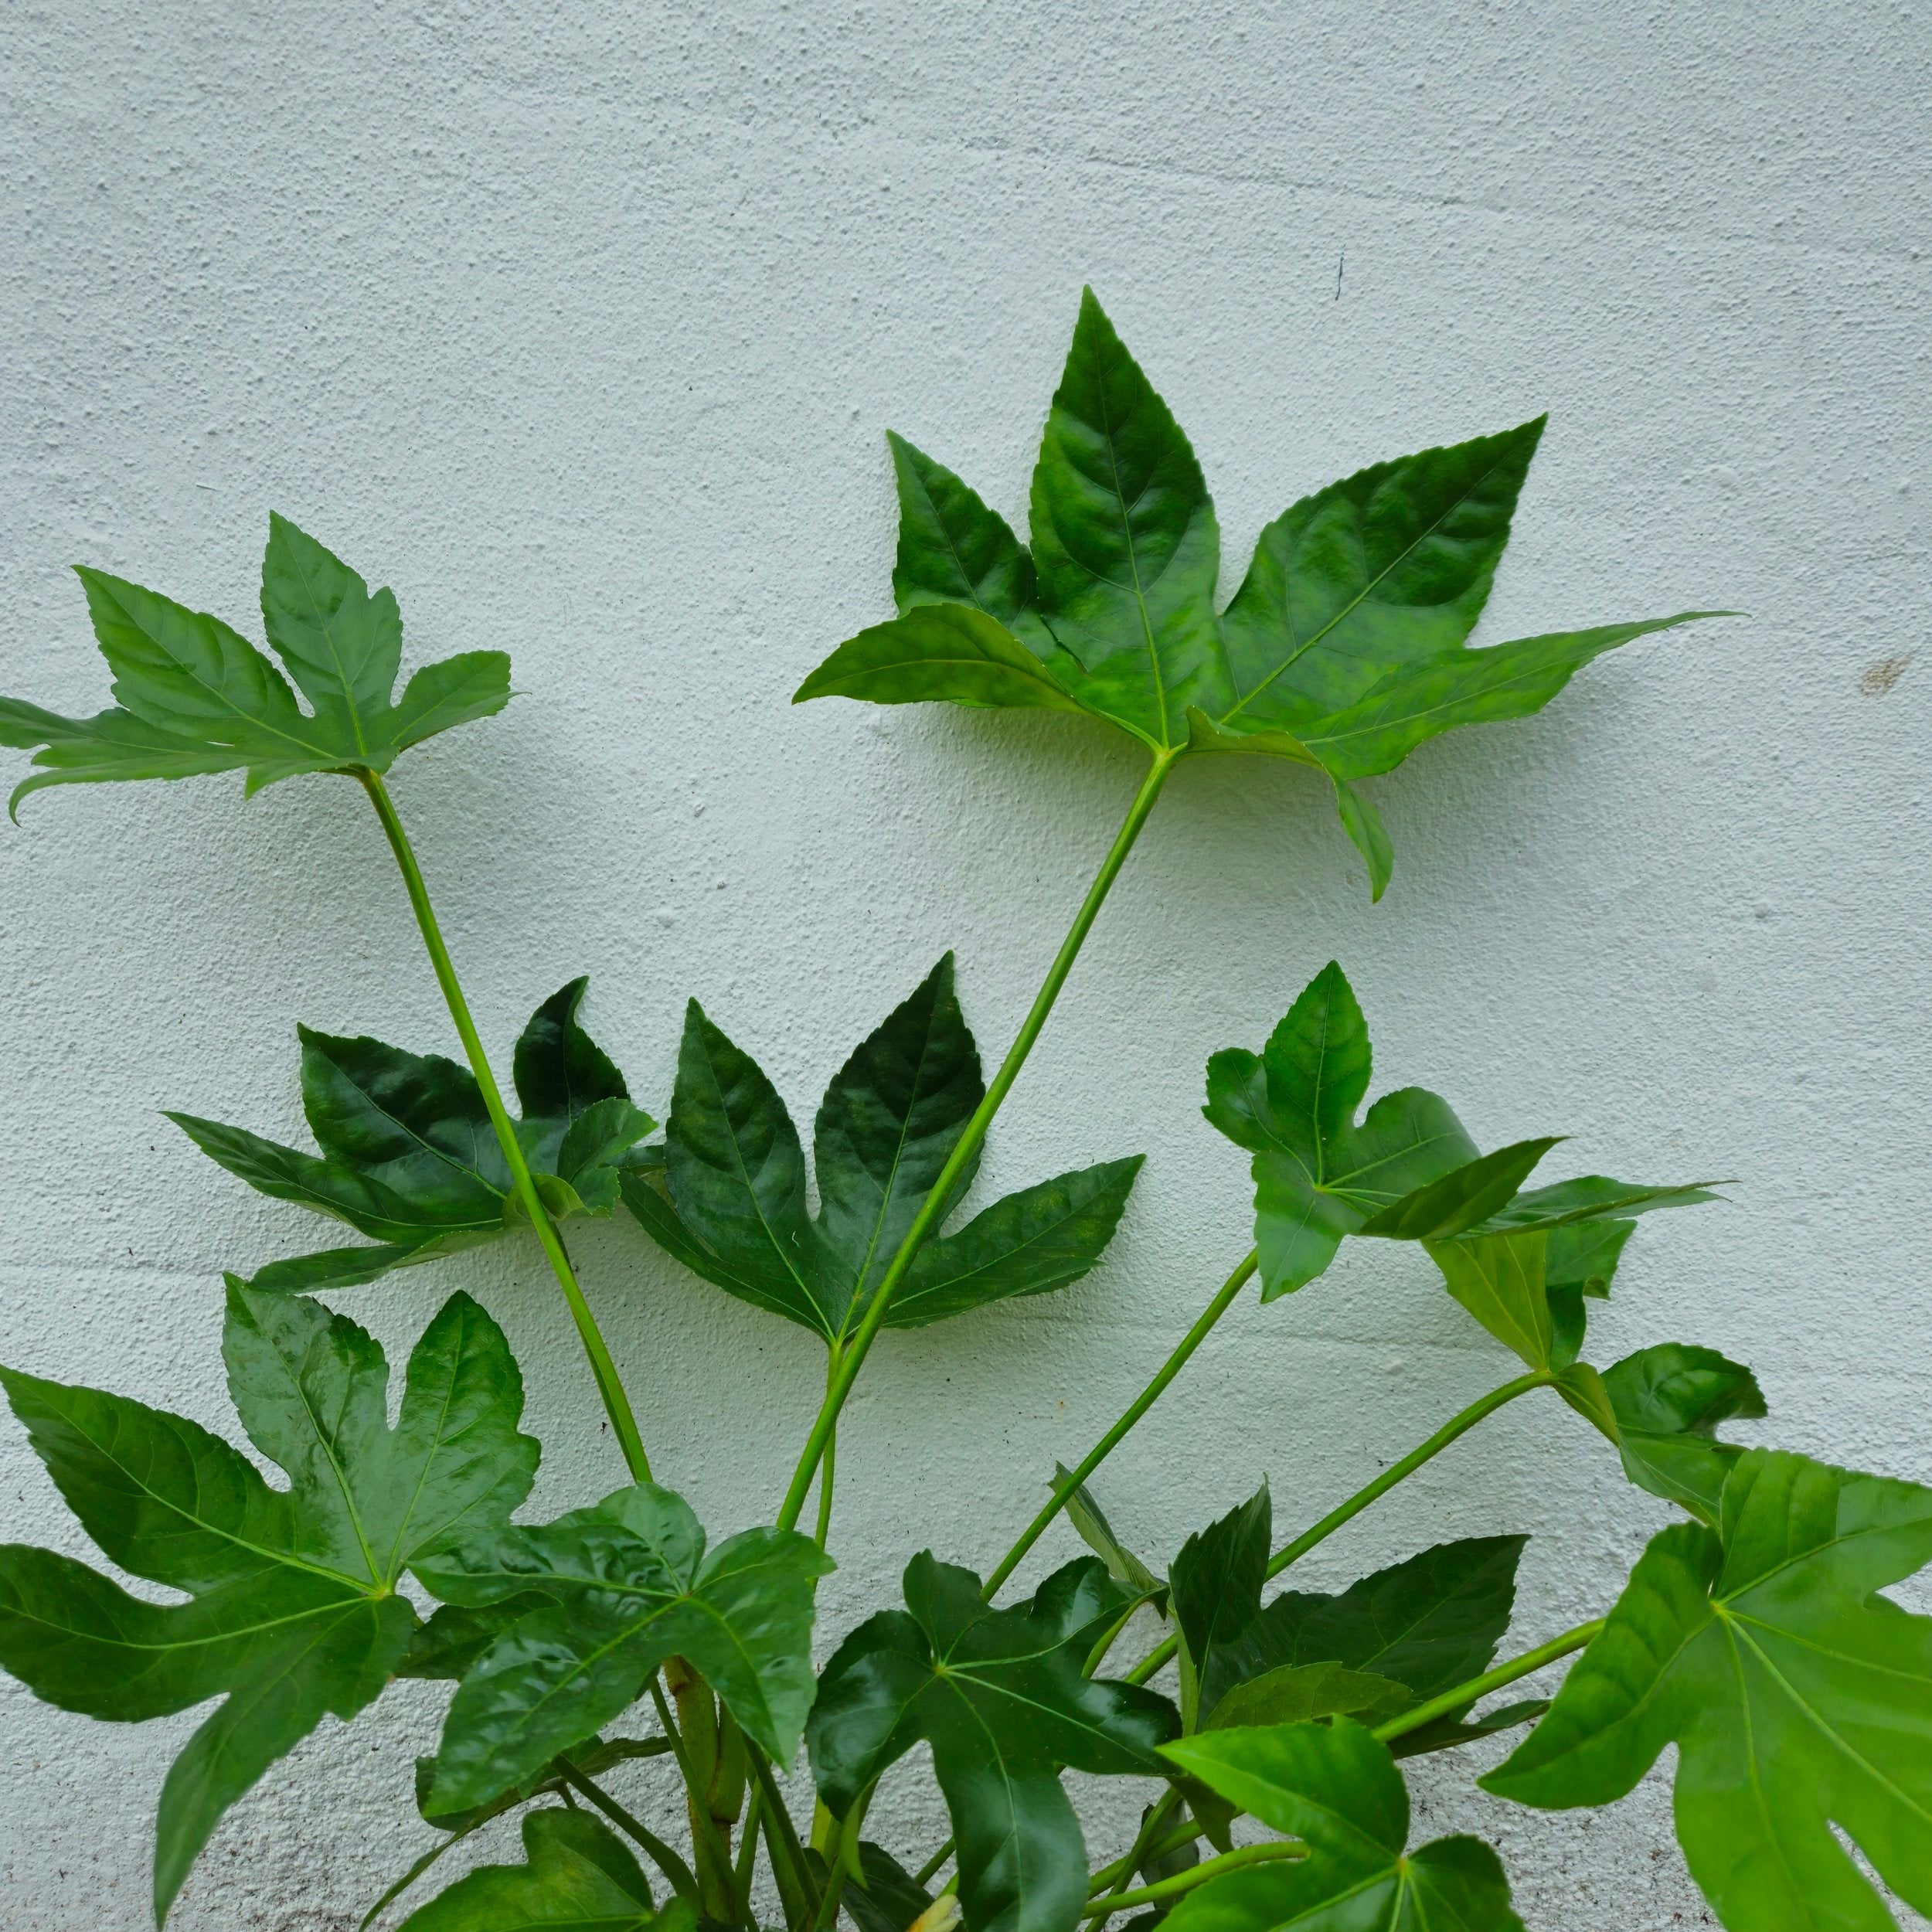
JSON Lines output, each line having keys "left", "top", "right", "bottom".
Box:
{"left": 2, "top": 3, "right": 1929, "bottom": 1927}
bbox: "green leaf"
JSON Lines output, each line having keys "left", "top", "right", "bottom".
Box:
{"left": 845, "top": 1842, "right": 936, "bottom": 1932}
{"left": 1170, "top": 1485, "right": 1273, "bottom": 1730}
{"left": 1385, "top": 1696, "right": 1549, "bottom": 1763}
{"left": 1163, "top": 1721, "right": 1525, "bottom": 1931}
{"left": 171, "top": 981, "right": 651, "bottom": 1291}
{"left": 396, "top": 1808, "right": 685, "bottom": 1931}
{"left": 0, "top": 1285, "right": 537, "bottom": 1922}
{"left": 808, "top": 1554, "right": 1178, "bottom": 1932}
{"left": 1356, "top": 1137, "right": 1562, "bottom": 1240}
{"left": 1201, "top": 1662, "right": 1410, "bottom": 1732}
{"left": 640, "top": 961, "right": 1140, "bottom": 1344}
{"left": 1423, "top": 1230, "right": 1557, "bottom": 1371}
{"left": 796, "top": 291, "right": 1724, "bottom": 891}
{"left": 1054, "top": 1465, "right": 1168, "bottom": 1611}
{"left": 1600, "top": 1344, "right": 1767, "bottom": 1521}
{"left": 2, "top": 517, "right": 509, "bottom": 811}
{"left": 417, "top": 1481, "right": 832, "bottom": 1814}
{"left": 1203, "top": 963, "right": 1476, "bottom": 1298}
{"left": 1485, "top": 1450, "right": 1932, "bottom": 1932}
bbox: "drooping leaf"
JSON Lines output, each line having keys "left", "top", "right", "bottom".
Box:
{"left": 171, "top": 979, "right": 653, "bottom": 1291}
{"left": 396, "top": 1807, "right": 685, "bottom": 1932}
{"left": 1054, "top": 1466, "right": 1167, "bottom": 1611}
{"left": 633, "top": 958, "right": 1140, "bottom": 1344}
{"left": 1385, "top": 1696, "right": 1549, "bottom": 1763}
{"left": 1203, "top": 963, "right": 1475, "bottom": 1298}
{"left": 1599, "top": 1344, "right": 1767, "bottom": 1521}
{"left": 796, "top": 289, "right": 1723, "bottom": 895}
{"left": 1163, "top": 1720, "right": 1526, "bottom": 1931}
{"left": 1, "top": 515, "right": 509, "bottom": 812}
{"left": 1485, "top": 1450, "right": 1932, "bottom": 1932}
{"left": 0, "top": 1285, "right": 538, "bottom": 1922}
{"left": 808, "top": 1554, "right": 1178, "bottom": 1932}
{"left": 416, "top": 1481, "right": 832, "bottom": 1814}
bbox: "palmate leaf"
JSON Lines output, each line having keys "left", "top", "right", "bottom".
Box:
{"left": 624, "top": 954, "right": 1141, "bottom": 1344}
{"left": 170, "top": 978, "right": 655, "bottom": 1291}
{"left": 396, "top": 1807, "right": 689, "bottom": 1932}
{"left": 1163, "top": 1721, "right": 1526, "bottom": 1932}
{"left": 808, "top": 1555, "right": 1179, "bottom": 1932}
{"left": 415, "top": 1481, "right": 832, "bottom": 1815}
{"left": 0, "top": 514, "right": 509, "bottom": 813}
{"left": 0, "top": 1284, "right": 538, "bottom": 1922}
{"left": 1203, "top": 962, "right": 1476, "bottom": 1298}
{"left": 797, "top": 289, "right": 1723, "bottom": 898}
{"left": 1486, "top": 1449, "right": 1932, "bottom": 1932}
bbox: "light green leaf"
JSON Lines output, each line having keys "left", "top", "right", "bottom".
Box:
{"left": 1053, "top": 1465, "right": 1167, "bottom": 1610}
{"left": 1600, "top": 1344, "right": 1767, "bottom": 1521}
{"left": 1163, "top": 1720, "right": 1525, "bottom": 1931}
{"left": 1201, "top": 1662, "right": 1410, "bottom": 1732}
{"left": 0, "top": 1287, "right": 537, "bottom": 1922}
{"left": 1357, "top": 1138, "right": 1561, "bottom": 1240}
{"left": 1486, "top": 1450, "right": 1932, "bottom": 1932}
{"left": 2, "top": 519, "right": 509, "bottom": 811}
{"left": 1423, "top": 1230, "right": 1556, "bottom": 1371}
{"left": 793, "top": 604, "right": 1087, "bottom": 716}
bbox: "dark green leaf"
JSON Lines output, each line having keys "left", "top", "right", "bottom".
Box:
{"left": 1356, "top": 1137, "right": 1561, "bottom": 1240}
{"left": 796, "top": 292, "right": 1723, "bottom": 892}
{"left": 396, "top": 1808, "right": 685, "bottom": 1931}
{"left": 172, "top": 982, "right": 651, "bottom": 1291}
{"left": 1485, "top": 1450, "right": 1932, "bottom": 1932}
{"left": 1600, "top": 1344, "right": 1767, "bottom": 1521}
{"left": 1163, "top": 1721, "right": 1525, "bottom": 1931}
{"left": 417, "top": 1481, "right": 832, "bottom": 1813}
{"left": 1203, "top": 963, "right": 1475, "bottom": 1298}
{"left": 1201, "top": 1662, "right": 1410, "bottom": 1732}
{"left": 1386, "top": 1696, "right": 1548, "bottom": 1762}
{"left": 2, "top": 517, "right": 509, "bottom": 811}
{"left": 641, "top": 964, "right": 1138, "bottom": 1345}
{"left": 845, "top": 1842, "right": 935, "bottom": 1932}
{"left": 808, "top": 1554, "right": 1177, "bottom": 1932}
{"left": 0, "top": 1285, "right": 537, "bottom": 1921}
{"left": 1170, "top": 1486, "right": 1272, "bottom": 1729}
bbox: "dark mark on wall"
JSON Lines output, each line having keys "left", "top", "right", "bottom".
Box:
{"left": 1860, "top": 653, "right": 1913, "bottom": 696}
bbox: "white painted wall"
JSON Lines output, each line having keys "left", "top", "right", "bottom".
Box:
{"left": 2, "top": 4, "right": 1927, "bottom": 1926}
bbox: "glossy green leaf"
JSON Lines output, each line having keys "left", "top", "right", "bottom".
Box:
{"left": 1485, "top": 1450, "right": 1932, "bottom": 1932}
{"left": 417, "top": 1481, "right": 832, "bottom": 1813}
{"left": 171, "top": 979, "right": 652, "bottom": 1291}
{"left": 1170, "top": 1485, "right": 1273, "bottom": 1729}
{"left": 1163, "top": 1721, "right": 1525, "bottom": 1932}
{"left": 636, "top": 958, "right": 1139, "bottom": 1343}
{"left": 1204, "top": 963, "right": 1475, "bottom": 1298}
{"left": 0, "top": 1285, "right": 537, "bottom": 1921}
{"left": 796, "top": 290, "right": 1723, "bottom": 893}
{"left": 396, "top": 1807, "right": 686, "bottom": 1932}
{"left": 1600, "top": 1344, "right": 1767, "bottom": 1521}
{"left": 808, "top": 1555, "right": 1178, "bottom": 1932}
{"left": 845, "top": 1842, "right": 936, "bottom": 1932}
{"left": 1, "top": 516, "right": 509, "bottom": 812}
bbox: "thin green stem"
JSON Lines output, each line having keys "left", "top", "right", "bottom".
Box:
{"left": 1088, "top": 1787, "right": 1182, "bottom": 1932}
{"left": 1374, "top": 1617, "right": 1605, "bottom": 1743}
{"left": 649, "top": 1678, "right": 739, "bottom": 1906}
{"left": 733, "top": 1785, "right": 765, "bottom": 1925}
{"left": 1079, "top": 1842, "right": 1305, "bottom": 1914}
{"left": 1087, "top": 1815, "right": 1200, "bottom": 1896}
{"left": 359, "top": 770, "right": 651, "bottom": 1482}
{"left": 750, "top": 1747, "right": 821, "bottom": 1930}
{"left": 1125, "top": 1370, "right": 1553, "bottom": 1683}
{"left": 815, "top": 1344, "right": 843, "bottom": 1549}
{"left": 777, "top": 750, "right": 1179, "bottom": 1530}
{"left": 986, "top": 1248, "right": 1258, "bottom": 1597}
{"left": 555, "top": 1761, "right": 700, "bottom": 1903}
{"left": 914, "top": 1840, "right": 956, "bottom": 1887}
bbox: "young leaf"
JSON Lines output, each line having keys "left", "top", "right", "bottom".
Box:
{"left": 1485, "top": 1450, "right": 1932, "bottom": 1932}
{"left": 1599, "top": 1343, "right": 1767, "bottom": 1521}
{"left": 1, "top": 517, "right": 509, "bottom": 812}
{"left": 1162, "top": 1720, "right": 1525, "bottom": 1932}
{"left": 634, "top": 957, "right": 1141, "bottom": 1344}
{"left": 416, "top": 1481, "right": 832, "bottom": 1815}
{"left": 396, "top": 1807, "right": 685, "bottom": 1932}
{"left": 0, "top": 1285, "right": 538, "bottom": 1922}
{"left": 170, "top": 979, "right": 652, "bottom": 1292}
{"left": 808, "top": 1554, "right": 1179, "bottom": 1932}
{"left": 796, "top": 290, "right": 1725, "bottom": 893}
{"left": 1203, "top": 962, "right": 1475, "bottom": 1298}
{"left": 1054, "top": 1465, "right": 1168, "bottom": 1610}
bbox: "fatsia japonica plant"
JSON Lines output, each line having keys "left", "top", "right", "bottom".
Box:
{"left": 0, "top": 290, "right": 1922, "bottom": 1932}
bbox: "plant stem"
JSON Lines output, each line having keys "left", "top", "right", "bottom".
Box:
{"left": 1373, "top": 1618, "right": 1605, "bottom": 1743}
{"left": 1079, "top": 1842, "right": 1305, "bottom": 1914}
{"left": 1124, "top": 1370, "right": 1554, "bottom": 1684}
{"left": 914, "top": 1841, "right": 956, "bottom": 1887}
{"left": 556, "top": 1761, "right": 700, "bottom": 1903}
{"left": 777, "top": 750, "right": 1178, "bottom": 1530}
{"left": 1088, "top": 1787, "right": 1183, "bottom": 1932}
{"left": 1087, "top": 1814, "right": 1199, "bottom": 1896}
{"left": 985, "top": 1248, "right": 1258, "bottom": 1597}
{"left": 358, "top": 770, "right": 651, "bottom": 1483}
{"left": 733, "top": 1784, "right": 765, "bottom": 1925}
{"left": 649, "top": 1678, "right": 739, "bottom": 1914}
{"left": 815, "top": 1344, "right": 842, "bottom": 1549}
{"left": 750, "top": 1747, "right": 821, "bottom": 1930}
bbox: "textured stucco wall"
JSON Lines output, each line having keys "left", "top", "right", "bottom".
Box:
{"left": 2, "top": 4, "right": 1929, "bottom": 1927}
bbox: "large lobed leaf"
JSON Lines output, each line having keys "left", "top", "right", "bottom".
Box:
{"left": 1164, "top": 1720, "right": 1525, "bottom": 1930}
{"left": 797, "top": 288, "right": 1723, "bottom": 897}
{"left": 1487, "top": 1449, "right": 1932, "bottom": 1932}
{"left": 625, "top": 954, "right": 1141, "bottom": 1344}
{"left": 0, "top": 1285, "right": 538, "bottom": 1921}
{"left": 416, "top": 1480, "right": 832, "bottom": 1815}
{"left": 0, "top": 514, "right": 509, "bottom": 812}
{"left": 170, "top": 978, "right": 655, "bottom": 1292}
{"left": 808, "top": 1554, "right": 1178, "bottom": 1932}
